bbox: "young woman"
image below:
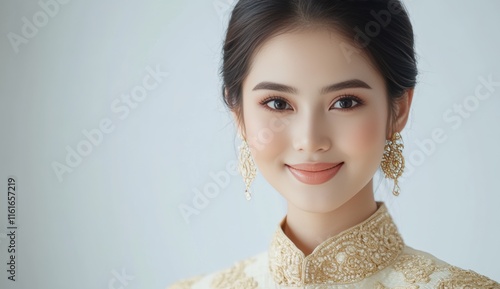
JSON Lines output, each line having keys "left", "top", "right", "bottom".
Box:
{"left": 168, "top": 0, "right": 500, "bottom": 288}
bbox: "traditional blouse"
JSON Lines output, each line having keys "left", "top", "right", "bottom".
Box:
{"left": 167, "top": 203, "right": 500, "bottom": 289}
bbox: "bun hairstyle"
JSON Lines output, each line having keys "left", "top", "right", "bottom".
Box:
{"left": 220, "top": 0, "right": 418, "bottom": 134}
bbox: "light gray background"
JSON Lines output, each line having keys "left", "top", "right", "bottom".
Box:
{"left": 0, "top": 0, "right": 499, "bottom": 288}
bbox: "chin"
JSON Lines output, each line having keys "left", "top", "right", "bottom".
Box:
{"left": 284, "top": 189, "right": 357, "bottom": 214}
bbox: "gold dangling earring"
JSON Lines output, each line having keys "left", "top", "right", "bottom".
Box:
{"left": 381, "top": 132, "right": 405, "bottom": 196}
{"left": 237, "top": 135, "right": 257, "bottom": 201}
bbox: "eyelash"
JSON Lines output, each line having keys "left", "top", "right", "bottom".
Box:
{"left": 258, "top": 94, "right": 364, "bottom": 113}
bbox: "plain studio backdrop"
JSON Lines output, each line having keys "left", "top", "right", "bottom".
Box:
{"left": 1, "top": 0, "right": 499, "bottom": 288}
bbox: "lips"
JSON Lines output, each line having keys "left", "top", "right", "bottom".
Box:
{"left": 287, "top": 162, "right": 343, "bottom": 172}
{"left": 286, "top": 162, "right": 343, "bottom": 185}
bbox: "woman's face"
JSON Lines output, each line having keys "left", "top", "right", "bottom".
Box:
{"left": 237, "top": 28, "right": 390, "bottom": 213}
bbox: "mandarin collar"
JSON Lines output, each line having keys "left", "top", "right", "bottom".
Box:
{"left": 268, "top": 202, "right": 404, "bottom": 286}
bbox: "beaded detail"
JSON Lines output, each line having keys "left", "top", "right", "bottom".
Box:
{"left": 437, "top": 266, "right": 500, "bottom": 289}
{"left": 375, "top": 282, "right": 419, "bottom": 289}
{"left": 211, "top": 257, "right": 259, "bottom": 289}
{"left": 393, "top": 254, "right": 437, "bottom": 283}
{"left": 268, "top": 203, "right": 404, "bottom": 286}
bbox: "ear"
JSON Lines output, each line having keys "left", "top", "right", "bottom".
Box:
{"left": 391, "top": 88, "right": 414, "bottom": 136}
{"left": 231, "top": 110, "right": 243, "bottom": 138}
{"left": 226, "top": 88, "right": 246, "bottom": 139}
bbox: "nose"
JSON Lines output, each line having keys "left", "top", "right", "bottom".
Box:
{"left": 292, "top": 111, "right": 332, "bottom": 153}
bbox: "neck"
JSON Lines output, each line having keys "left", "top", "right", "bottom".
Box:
{"left": 283, "top": 180, "right": 378, "bottom": 256}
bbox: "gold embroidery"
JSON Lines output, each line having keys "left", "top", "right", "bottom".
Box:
{"left": 393, "top": 254, "right": 437, "bottom": 283}
{"left": 437, "top": 265, "right": 500, "bottom": 289}
{"left": 211, "top": 257, "right": 259, "bottom": 289}
{"left": 168, "top": 275, "right": 204, "bottom": 289}
{"left": 269, "top": 203, "right": 404, "bottom": 286}
{"left": 375, "top": 281, "right": 419, "bottom": 289}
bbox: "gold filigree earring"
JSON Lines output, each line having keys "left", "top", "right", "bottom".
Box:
{"left": 381, "top": 132, "right": 405, "bottom": 196}
{"left": 237, "top": 135, "right": 257, "bottom": 201}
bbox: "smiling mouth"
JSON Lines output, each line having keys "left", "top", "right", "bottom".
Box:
{"left": 286, "top": 162, "right": 343, "bottom": 172}
{"left": 286, "top": 162, "right": 344, "bottom": 185}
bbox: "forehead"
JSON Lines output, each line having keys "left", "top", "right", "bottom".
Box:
{"left": 244, "top": 28, "right": 384, "bottom": 93}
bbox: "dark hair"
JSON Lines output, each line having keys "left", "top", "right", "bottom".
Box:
{"left": 220, "top": 0, "right": 418, "bottom": 134}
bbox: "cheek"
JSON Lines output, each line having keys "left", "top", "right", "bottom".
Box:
{"left": 339, "top": 114, "right": 386, "bottom": 155}
{"left": 244, "top": 114, "right": 288, "bottom": 166}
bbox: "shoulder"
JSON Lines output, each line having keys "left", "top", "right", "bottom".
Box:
{"left": 166, "top": 251, "right": 268, "bottom": 289}
{"left": 381, "top": 245, "right": 500, "bottom": 289}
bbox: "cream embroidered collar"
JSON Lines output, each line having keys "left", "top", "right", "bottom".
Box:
{"left": 268, "top": 203, "right": 404, "bottom": 286}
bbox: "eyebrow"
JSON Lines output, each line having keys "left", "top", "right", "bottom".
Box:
{"left": 252, "top": 79, "right": 372, "bottom": 94}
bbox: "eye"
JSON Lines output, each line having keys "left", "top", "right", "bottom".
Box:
{"left": 331, "top": 95, "right": 363, "bottom": 111}
{"left": 259, "top": 94, "right": 364, "bottom": 113}
{"left": 260, "top": 96, "right": 293, "bottom": 112}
